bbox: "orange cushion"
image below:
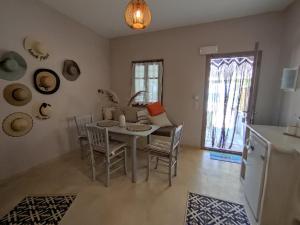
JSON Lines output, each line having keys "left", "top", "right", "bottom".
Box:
{"left": 147, "top": 102, "right": 165, "bottom": 116}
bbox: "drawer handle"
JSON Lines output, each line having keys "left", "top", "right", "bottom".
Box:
{"left": 260, "top": 155, "right": 265, "bottom": 161}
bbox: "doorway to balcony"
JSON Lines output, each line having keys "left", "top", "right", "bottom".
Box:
{"left": 202, "top": 52, "right": 261, "bottom": 154}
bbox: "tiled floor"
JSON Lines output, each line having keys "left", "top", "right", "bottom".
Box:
{"left": 0, "top": 147, "right": 256, "bottom": 225}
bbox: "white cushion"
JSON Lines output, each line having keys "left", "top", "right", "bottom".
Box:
{"left": 149, "top": 112, "right": 172, "bottom": 127}
{"left": 103, "top": 107, "right": 115, "bottom": 120}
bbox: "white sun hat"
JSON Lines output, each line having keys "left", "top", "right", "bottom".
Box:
{"left": 23, "top": 37, "right": 49, "bottom": 61}
{"left": 36, "top": 102, "right": 52, "bottom": 120}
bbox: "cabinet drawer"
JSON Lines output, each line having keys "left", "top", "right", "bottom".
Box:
{"left": 249, "top": 132, "right": 268, "bottom": 157}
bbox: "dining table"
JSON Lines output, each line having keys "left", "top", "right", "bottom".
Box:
{"left": 91, "top": 121, "right": 160, "bottom": 183}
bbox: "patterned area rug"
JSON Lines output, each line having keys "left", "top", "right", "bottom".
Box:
{"left": 210, "top": 152, "right": 242, "bottom": 164}
{"left": 185, "top": 192, "right": 250, "bottom": 225}
{"left": 0, "top": 195, "right": 76, "bottom": 225}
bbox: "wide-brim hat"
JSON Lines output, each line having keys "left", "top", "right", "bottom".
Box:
{"left": 23, "top": 37, "right": 49, "bottom": 61}
{"left": 0, "top": 51, "right": 27, "bottom": 81}
{"left": 62, "top": 60, "right": 81, "bottom": 81}
{"left": 34, "top": 69, "right": 60, "bottom": 95}
{"left": 2, "top": 112, "right": 33, "bottom": 137}
{"left": 3, "top": 83, "right": 32, "bottom": 106}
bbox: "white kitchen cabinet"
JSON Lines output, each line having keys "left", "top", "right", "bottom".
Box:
{"left": 244, "top": 132, "right": 268, "bottom": 220}
{"left": 241, "top": 125, "right": 300, "bottom": 225}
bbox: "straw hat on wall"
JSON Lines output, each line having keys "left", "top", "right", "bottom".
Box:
{"left": 0, "top": 51, "right": 27, "bottom": 81}
{"left": 2, "top": 112, "right": 33, "bottom": 137}
{"left": 3, "top": 83, "right": 32, "bottom": 106}
{"left": 23, "top": 37, "right": 49, "bottom": 61}
{"left": 36, "top": 103, "right": 52, "bottom": 120}
{"left": 33, "top": 69, "right": 60, "bottom": 95}
{"left": 62, "top": 60, "right": 81, "bottom": 81}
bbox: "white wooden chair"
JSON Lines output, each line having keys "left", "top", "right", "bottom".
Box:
{"left": 145, "top": 124, "right": 184, "bottom": 186}
{"left": 86, "top": 125, "right": 127, "bottom": 187}
{"left": 74, "top": 114, "right": 94, "bottom": 159}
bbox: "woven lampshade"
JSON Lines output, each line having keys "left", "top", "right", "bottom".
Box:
{"left": 124, "top": 0, "right": 152, "bottom": 30}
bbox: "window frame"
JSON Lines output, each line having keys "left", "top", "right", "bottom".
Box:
{"left": 131, "top": 59, "right": 164, "bottom": 105}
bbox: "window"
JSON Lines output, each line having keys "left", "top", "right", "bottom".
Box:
{"left": 131, "top": 60, "right": 163, "bottom": 104}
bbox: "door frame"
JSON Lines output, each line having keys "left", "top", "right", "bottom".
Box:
{"left": 200, "top": 51, "right": 262, "bottom": 155}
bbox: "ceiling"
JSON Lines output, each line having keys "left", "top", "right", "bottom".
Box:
{"left": 39, "top": 0, "right": 294, "bottom": 38}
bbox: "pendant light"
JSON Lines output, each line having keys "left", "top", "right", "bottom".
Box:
{"left": 124, "top": 0, "right": 152, "bottom": 30}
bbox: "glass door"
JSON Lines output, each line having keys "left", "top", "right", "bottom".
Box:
{"left": 202, "top": 53, "right": 260, "bottom": 154}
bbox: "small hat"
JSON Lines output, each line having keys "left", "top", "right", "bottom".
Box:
{"left": 36, "top": 103, "right": 52, "bottom": 120}
{"left": 2, "top": 112, "right": 33, "bottom": 137}
{"left": 62, "top": 60, "right": 81, "bottom": 81}
{"left": 23, "top": 37, "right": 49, "bottom": 61}
{"left": 34, "top": 69, "right": 60, "bottom": 95}
{"left": 0, "top": 51, "right": 27, "bottom": 81}
{"left": 3, "top": 83, "right": 32, "bottom": 106}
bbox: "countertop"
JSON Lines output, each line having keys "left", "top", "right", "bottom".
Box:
{"left": 247, "top": 125, "right": 300, "bottom": 155}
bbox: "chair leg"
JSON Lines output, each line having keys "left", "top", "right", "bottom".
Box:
{"left": 106, "top": 158, "right": 110, "bottom": 187}
{"left": 174, "top": 147, "right": 179, "bottom": 177}
{"left": 124, "top": 148, "right": 128, "bottom": 175}
{"left": 89, "top": 147, "right": 96, "bottom": 181}
{"left": 174, "top": 160, "right": 178, "bottom": 177}
{"left": 168, "top": 159, "right": 172, "bottom": 186}
{"left": 79, "top": 139, "right": 85, "bottom": 160}
{"left": 146, "top": 153, "right": 150, "bottom": 181}
{"left": 155, "top": 157, "right": 159, "bottom": 169}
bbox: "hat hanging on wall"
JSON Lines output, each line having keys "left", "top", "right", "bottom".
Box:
{"left": 3, "top": 83, "right": 32, "bottom": 106}
{"left": 36, "top": 102, "right": 52, "bottom": 120}
{"left": 62, "top": 60, "right": 81, "bottom": 81}
{"left": 23, "top": 37, "right": 49, "bottom": 61}
{"left": 0, "top": 51, "right": 27, "bottom": 81}
{"left": 33, "top": 69, "right": 60, "bottom": 95}
{"left": 2, "top": 112, "right": 33, "bottom": 137}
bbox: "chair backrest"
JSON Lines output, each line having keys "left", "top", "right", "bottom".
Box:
{"left": 86, "top": 125, "right": 109, "bottom": 154}
{"left": 74, "top": 114, "right": 93, "bottom": 137}
{"left": 170, "top": 124, "right": 184, "bottom": 152}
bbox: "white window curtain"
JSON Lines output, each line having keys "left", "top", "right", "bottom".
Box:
{"left": 131, "top": 60, "right": 163, "bottom": 104}
{"left": 205, "top": 56, "right": 254, "bottom": 151}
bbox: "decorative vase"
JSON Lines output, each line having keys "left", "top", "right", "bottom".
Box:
{"left": 119, "top": 114, "right": 126, "bottom": 128}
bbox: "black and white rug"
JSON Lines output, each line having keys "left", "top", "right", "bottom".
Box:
{"left": 185, "top": 192, "right": 250, "bottom": 225}
{"left": 0, "top": 195, "right": 76, "bottom": 225}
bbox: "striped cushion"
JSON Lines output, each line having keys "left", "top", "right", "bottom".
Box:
{"left": 137, "top": 109, "right": 150, "bottom": 124}
{"left": 145, "top": 140, "right": 171, "bottom": 156}
{"left": 93, "top": 141, "right": 126, "bottom": 155}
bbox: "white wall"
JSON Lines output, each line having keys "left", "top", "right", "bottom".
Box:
{"left": 1, "top": 0, "right": 296, "bottom": 180}
{"left": 110, "top": 13, "right": 284, "bottom": 147}
{"left": 279, "top": 1, "right": 300, "bottom": 125}
{"left": 0, "top": 0, "right": 110, "bottom": 180}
